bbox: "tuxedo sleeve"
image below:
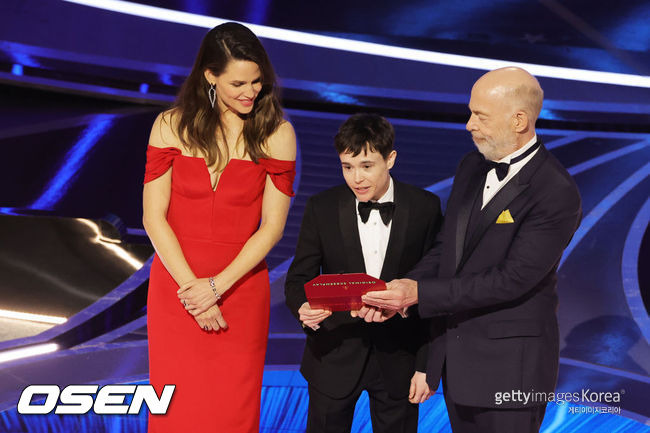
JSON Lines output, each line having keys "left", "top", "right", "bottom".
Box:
{"left": 408, "top": 153, "right": 472, "bottom": 284}
{"left": 285, "top": 197, "right": 323, "bottom": 321}
{"left": 422, "top": 194, "right": 443, "bottom": 254}
{"left": 418, "top": 180, "right": 581, "bottom": 317}
{"left": 406, "top": 219, "right": 444, "bottom": 282}
{"left": 414, "top": 193, "right": 443, "bottom": 371}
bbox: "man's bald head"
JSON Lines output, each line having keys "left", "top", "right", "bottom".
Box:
{"left": 474, "top": 67, "right": 544, "bottom": 123}
{"left": 466, "top": 67, "right": 543, "bottom": 160}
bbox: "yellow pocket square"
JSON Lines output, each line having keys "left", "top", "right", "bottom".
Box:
{"left": 496, "top": 209, "right": 514, "bottom": 224}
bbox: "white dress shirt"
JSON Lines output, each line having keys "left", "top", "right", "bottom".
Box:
{"left": 482, "top": 135, "right": 539, "bottom": 209}
{"left": 356, "top": 177, "right": 394, "bottom": 279}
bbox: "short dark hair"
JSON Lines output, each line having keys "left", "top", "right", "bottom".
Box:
{"left": 334, "top": 113, "right": 394, "bottom": 159}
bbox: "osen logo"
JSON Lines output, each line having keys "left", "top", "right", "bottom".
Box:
{"left": 18, "top": 384, "right": 175, "bottom": 415}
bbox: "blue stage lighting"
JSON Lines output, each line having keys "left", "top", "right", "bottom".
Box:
{"left": 320, "top": 91, "right": 361, "bottom": 105}
{"left": 560, "top": 161, "right": 650, "bottom": 267}
{"left": 30, "top": 114, "right": 116, "bottom": 210}
{"left": 11, "top": 52, "right": 40, "bottom": 68}
{"left": 159, "top": 73, "right": 173, "bottom": 85}
{"left": 11, "top": 64, "right": 23, "bottom": 76}
{"left": 63, "top": 0, "right": 650, "bottom": 88}
{"left": 246, "top": 0, "right": 270, "bottom": 24}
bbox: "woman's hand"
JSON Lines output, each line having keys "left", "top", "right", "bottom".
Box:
{"left": 195, "top": 304, "right": 228, "bottom": 332}
{"left": 409, "top": 371, "right": 433, "bottom": 404}
{"left": 178, "top": 275, "right": 227, "bottom": 316}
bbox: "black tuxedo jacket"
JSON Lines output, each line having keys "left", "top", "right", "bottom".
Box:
{"left": 409, "top": 143, "right": 582, "bottom": 408}
{"left": 285, "top": 180, "right": 442, "bottom": 399}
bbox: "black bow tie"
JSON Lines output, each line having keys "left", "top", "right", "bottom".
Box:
{"left": 483, "top": 141, "right": 541, "bottom": 181}
{"left": 483, "top": 160, "right": 510, "bottom": 181}
{"left": 358, "top": 201, "right": 395, "bottom": 225}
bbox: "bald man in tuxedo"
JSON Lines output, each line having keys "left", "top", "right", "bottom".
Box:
{"left": 362, "top": 67, "right": 582, "bottom": 433}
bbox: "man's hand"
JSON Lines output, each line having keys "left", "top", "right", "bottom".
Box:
{"left": 409, "top": 371, "right": 432, "bottom": 404}
{"left": 362, "top": 278, "right": 419, "bottom": 312}
{"left": 299, "top": 302, "right": 331, "bottom": 330}
{"left": 351, "top": 306, "right": 397, "bottom": 322}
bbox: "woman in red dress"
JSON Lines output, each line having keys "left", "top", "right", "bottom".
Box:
{"left": 142, "top": 22, "right": 296, "bottom": 433}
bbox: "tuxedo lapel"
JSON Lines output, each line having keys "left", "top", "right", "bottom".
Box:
{"left": 457, "top": 143, "right": 549, "bottom": 271}
{"left": 338, "top": 189, "right": 366, "bottom": 273}
{"left": 459, "top": 181, "right": 528, "bottom": 271}
{"left": 454, "top": 166, "right": 484, "bottom": 272}
{"left": 380, "top": 181, "right": 408, "bottom": 281}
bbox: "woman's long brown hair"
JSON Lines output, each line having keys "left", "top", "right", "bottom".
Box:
{"left": 168, "top": 22, "right": 284, "bottom": 170}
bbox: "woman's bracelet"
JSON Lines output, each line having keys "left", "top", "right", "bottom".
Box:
{"left": 208, "top": 276, "right": 222, "bottom": 303}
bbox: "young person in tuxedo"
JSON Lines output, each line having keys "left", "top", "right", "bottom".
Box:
{"left": 284, "top": 113, "right": 443, "bottom": 433}
{"left": 361, "top": 68, "right": 582, "bottom": 433}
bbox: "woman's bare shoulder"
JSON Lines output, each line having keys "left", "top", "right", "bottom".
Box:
{"left": 149, "top": 108, "right": 183, "bottom": 149}
{"left": 265, "top": 120, "right": 297, "bottom": 160}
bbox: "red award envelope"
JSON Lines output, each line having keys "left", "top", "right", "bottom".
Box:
{"left": 304, "top": 273, "right": 386, "bottom": 311}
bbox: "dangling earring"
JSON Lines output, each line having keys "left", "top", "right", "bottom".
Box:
{"left": 208, "top": 83, "right": 216, "bottom": 108}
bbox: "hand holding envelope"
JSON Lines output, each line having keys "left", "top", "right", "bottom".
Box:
{"left": 361, "top": 278, "right": 419, "bottom": 315}
{"left": 304, "top": 274, "right": 415, "bottom": 325}
{"left": 299, "top": 302, "right": 332, "bottom": 330}
{"left": 304, "top": 273, "right": 387, "bottom": 311}
{"left": 303, "top": 273, "right": 396, "bottom": 325}
{"left": 351, "top": 306, "right": 398, "bottom": 323}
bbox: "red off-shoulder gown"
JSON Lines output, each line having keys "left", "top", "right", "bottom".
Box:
{"left": 143, "top": 145, "right": 295, "bottom": 433}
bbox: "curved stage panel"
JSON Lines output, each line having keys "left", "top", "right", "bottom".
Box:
{"left": 0, "top": 214, "right": 151, "bottom": 321}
